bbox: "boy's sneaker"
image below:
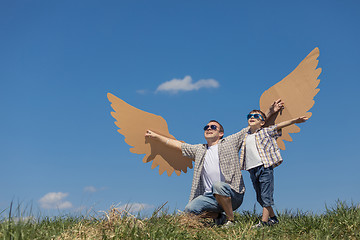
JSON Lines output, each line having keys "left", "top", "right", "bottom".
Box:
{"left": 268, "top": 216, "right": 279, "bottom": 225}
{"left": 252, "top": 217, "right": 279, "bottom": 228}
{"left": 214, "top": 213, "right": 227, "bottom": 226}
{"left": 251, "top": 221, "right": 269, "bottom": 228}
{"left": 221, "top": 220, "right": 235, "bottom": 228}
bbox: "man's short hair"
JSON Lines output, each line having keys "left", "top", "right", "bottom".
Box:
{"left": 248, "top": 110, "right": 267, "bottom": 122}
{"left": 209, "top": 120, "right": 224, "bottom": 139}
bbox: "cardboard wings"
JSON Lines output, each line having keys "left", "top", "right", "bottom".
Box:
{"left": 259, "top": 47, "right": 321, "bottom": 150}
{"left": 108, "top": 47, "right": 321, "bottom": 176}
{"left": 107, "top": 93, "right": 193, "bottom": 177}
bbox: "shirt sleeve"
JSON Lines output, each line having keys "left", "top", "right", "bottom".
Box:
{"left": 223, "top": 126, "right": 249, "bottom": 150}
{"left": 181, "top": 143, "right": 200, "bottom": 160}
{"left": 263, "top": 125, "right": 282, "bottom": 138}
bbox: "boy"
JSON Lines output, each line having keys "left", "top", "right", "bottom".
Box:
{"left": 240, "top": 109, "right": 307, "bottom": 227}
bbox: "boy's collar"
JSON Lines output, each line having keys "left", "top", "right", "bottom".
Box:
{"left": 247, "top": 127, "right": 262, "bottom": 134}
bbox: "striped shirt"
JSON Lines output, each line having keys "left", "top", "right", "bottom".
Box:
{"left": 240, "top": 125, "right": 283, "bottom": 170}
{"left": 181, "top": 127, "right": 248, "bottom": 202}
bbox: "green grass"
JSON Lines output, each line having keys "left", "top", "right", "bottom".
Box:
{"left": 1, "top": 201, "right": 359, "bottom": 239}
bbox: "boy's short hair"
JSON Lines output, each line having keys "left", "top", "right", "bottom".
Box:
{"left": 249, "top": 110, "right": 266, "bottom": 122}
{"left": 209, "top": 119, "right": 224, "bottom": 139}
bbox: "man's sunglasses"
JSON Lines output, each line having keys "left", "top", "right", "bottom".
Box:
{"left": 203, "top": 125, "right": 218, "bottom": 131}
{"left": 247, "top": 113, "right": 265, "bottom": 121}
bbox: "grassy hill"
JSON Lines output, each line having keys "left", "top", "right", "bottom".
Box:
{"left": 1, "top": 201, "right": 359, "bottom": 239}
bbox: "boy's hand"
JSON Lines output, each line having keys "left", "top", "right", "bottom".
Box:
{"left": 269, "top": 99, "right": 284, "bottom": 114}
{"left": 276, "top": 116, "right": 308, "bottom": 130}
{"left": 294, "top": 116, "right": 308, "bottom": 124}
{"left": 264, "top": 99, "right": 284, "bottom": 126}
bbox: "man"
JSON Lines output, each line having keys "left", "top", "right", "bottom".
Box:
{"left": 145, "top": 100, "right": 283, "bottom": 226}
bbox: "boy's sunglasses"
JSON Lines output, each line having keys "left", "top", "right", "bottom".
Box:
{"left": 203, "top": 125, "right": 218, "bottom": 131}
{"left": 247, "top": 113, "right": 264, "bottom": 121}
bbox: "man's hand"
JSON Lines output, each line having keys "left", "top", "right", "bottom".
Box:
{"left": 145, "top": 130, "right": 182, "bottom": 150}
{"left": 145, "top": 130, "right": 157, "bottom": 138}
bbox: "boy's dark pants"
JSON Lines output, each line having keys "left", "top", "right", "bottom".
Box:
{"left": 248, "top": 165, "right": 274, "bottom": 207}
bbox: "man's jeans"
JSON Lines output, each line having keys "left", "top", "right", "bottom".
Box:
{"left": 184, "top": 182, "right": 244, "bottom": 215}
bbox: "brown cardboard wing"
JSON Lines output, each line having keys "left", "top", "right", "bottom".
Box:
{"left": 259, "top": 48, "right": 322, "bottom": 150}
{"left": 108, "top": 93, "right": 193, "bottom": 176}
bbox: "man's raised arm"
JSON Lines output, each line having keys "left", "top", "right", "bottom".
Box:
{"left": 145, "top": 130, "right": 182, "bottom": 150}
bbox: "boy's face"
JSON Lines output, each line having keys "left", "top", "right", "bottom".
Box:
{"left": 247, "top": 112, "right": 265, "bottom": 129}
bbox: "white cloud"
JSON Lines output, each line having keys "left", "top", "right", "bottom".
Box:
{"left": 38, "top": 192, "right": 73, "bottom": 209}
{"left": 12, "top": 216, "right": 36, "bottom": 223}
{"left": 116, "top": 203, "right": 154, "bottom": 213}
{"left": 156, "top": 75, "right": 219, "bottom": 93}
{"left": 83, "top": 186, "right": 106, "bottom": 193}
{"left": 84, "top": 186, "right": 97, "bottom": 193}
{"left": 136, "top": 89, "right": 148, "bottom": 95}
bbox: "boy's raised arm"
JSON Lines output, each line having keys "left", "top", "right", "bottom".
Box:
{"left": 275, "top": 116, "right": 308, "bottom": 130}
{"left": 264, "top": 99, "right": 284, "bottom": 127}
{"left": 145, "top": 130, "right": 182, "bottom": 150}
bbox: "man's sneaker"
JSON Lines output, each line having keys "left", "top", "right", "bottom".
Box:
{"left": 214, "top": 213, "right": 227, "bottom": 226}
{"left": 221, "top": 220, "right": 235, "bottom": 228}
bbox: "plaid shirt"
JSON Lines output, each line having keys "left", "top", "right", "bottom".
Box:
{"left": 181, "top": 127, "right": 248, "bottom": 202}
{"left": 240, "top": 125, "right": 283, "bottom": 170}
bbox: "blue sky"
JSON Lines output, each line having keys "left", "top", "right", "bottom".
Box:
{"left": 1, "top": 0, "right": 359, "bottom": 217}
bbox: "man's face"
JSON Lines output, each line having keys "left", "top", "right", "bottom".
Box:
{"left": 247, "top": 112, "right": 265, "bottom": 128}
{"left": 204, "top": 122, "right": 224, "bottom": 141}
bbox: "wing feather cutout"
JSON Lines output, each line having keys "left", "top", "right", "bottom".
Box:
{"left": 259, "top": 47, "right": 321, "bottom": 150}
{"left": 108, "top": 93, "right": 193, "bottom": 176}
